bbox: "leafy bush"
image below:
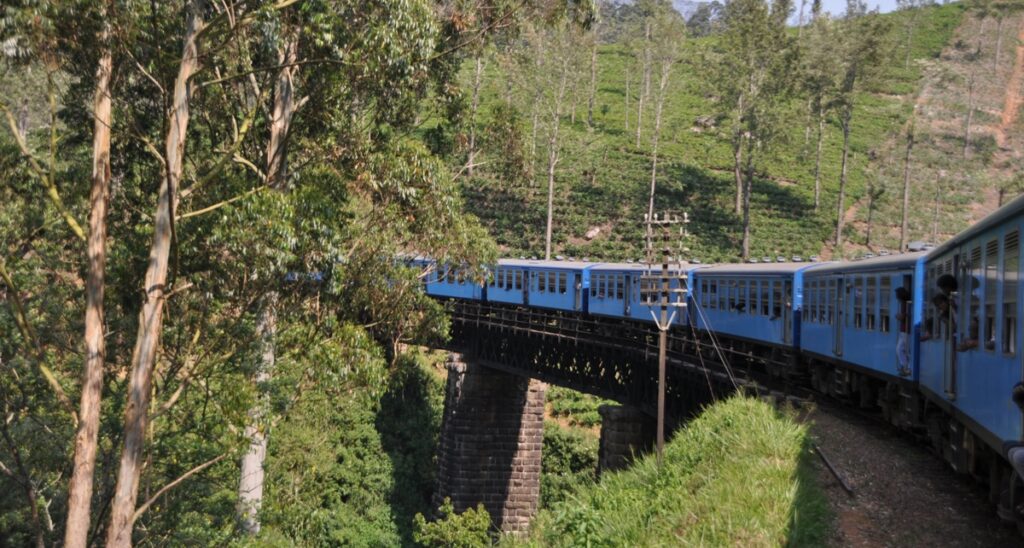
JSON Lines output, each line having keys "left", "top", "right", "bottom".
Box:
{"left": 540, "top": 424, "right": 598, "bottom": 508}
{"left": 413, "top": 498, "right": 492, "bottom": 548}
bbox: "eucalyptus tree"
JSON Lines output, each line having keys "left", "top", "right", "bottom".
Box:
{"left": 800, "top": 0, "right": 839, "bottom": 212}
{"left": 896, "top": 0, "right": 935, "bottom": 70}
{"left": 831, "top": 0, "right": 890, "bottom": 254}
{"left": 646, "top": 3, "right": 686, "bottom": 222}
{"left": 710, "top": 0, "right": 797, "bottom": 259}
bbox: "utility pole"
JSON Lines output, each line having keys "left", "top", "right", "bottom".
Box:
{"left": 642, "top": 211, "right": 689, "bottom": 466}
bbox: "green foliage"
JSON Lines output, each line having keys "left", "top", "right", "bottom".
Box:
{"left": 546, "top": 386, "right": 611, "bottom": 427}
{"left": 413, "top": 498, "right": 492, "bottom": 548}
{"left": 540, "top": 424, "right": 598, "bottom": 508}
{"left": 522, "top": 396, "right": 831, "bottom": 547}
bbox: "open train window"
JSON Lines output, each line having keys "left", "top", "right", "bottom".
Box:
{"left": 728, "top": 280, "right": 738, "bottom": 311}
{"left": 852, "top": 277, "right": 861, "bottom": 329}
{"left": 515, "top": 271, "right": 523, "bottom": 290}
{"left": 749, "top": 280, "right": 759, "bottom": 316}
{"left": 700, "top": 279, "right": 708, "bottom": 307}
{"left": 985, "top": 239, "right": 998, "bottom": 351}
{"left": 1004, "top": 230, "right": 1018, "bottom": 355}
{"left": 772, "top": 281, "right": 782, "bottom": 318}
{"left": 538, "top": 272, "right": 547, "bottom": 292}
{"left": 558, "top": 272, "right": 567, "bottom": 294}
{"left": 616, "top": 275, "right": 625, "bottom": 300}
{"left": 866, "top": 276, "right": 877, "bottom": 331}
{"left": 762, "top": 281, "right": 771, "bottom": 316}
{"left": 880, "top": 276, "right": 891, "bottom": 333}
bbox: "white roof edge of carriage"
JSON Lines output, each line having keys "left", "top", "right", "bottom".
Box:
{"left": 588, "top": 262, "right": 709, "bottom": 271}
{"left": 496, "top": 258, "right": 599, "bottom": 269}
{"left": 693, "top": 262, "right": 824, "bottom": 274}
{"left": 803, "top": 251, "right": 928, "bottom": 274}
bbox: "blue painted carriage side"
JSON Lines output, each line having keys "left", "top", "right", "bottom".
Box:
{"left": 422, "top": 263, "right": 484, "bottom": 300}
{"left": 800, "top": 253, "right": 926, "bottom": 381}
{"left": 488, "top": 260, "right": 595, "bottom": 312}
{"left": 587, "top": 264, "right": 696, "bottom": 326}
{"left": 690, "top": 263, "right": 813, "bottom": 349}
{"left": 919, "top": 206, "right": 1024, "bottom": 450}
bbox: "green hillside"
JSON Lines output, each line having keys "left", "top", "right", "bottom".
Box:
{"left": 459, "top": 3, "right": 964, "bottom": 262}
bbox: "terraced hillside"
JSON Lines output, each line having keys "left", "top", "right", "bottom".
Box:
{"left": 456, "top": 3, "right": 989, "bottom": 263}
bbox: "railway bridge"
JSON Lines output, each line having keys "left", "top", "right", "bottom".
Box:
{"left": 431, "top": 300, "right": 745, "bottom": 534}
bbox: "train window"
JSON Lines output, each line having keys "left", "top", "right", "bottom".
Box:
{"left": 850, "top": 278, "right": 860, "bottom": 328}
{"left": 985, "top": 239, "right": 998, "bottom": 351}
{"left": 925, "top": 266, "right": 936, "bottom": 338}
{"left": 771, "top": 281, "right": 782, "bottom": 318}
{"left": 828, "top": 278, "right": 836, "bottom": 325}
{"left": 810, "top": 280, "right": 819, "bottom": 323}
{"left": 880, "top": 277, "right": 891, "bottom": 333}
{"left": 728, "top": 280, "right": 737, "bottom": 311}
{"left": 616, "top": 275, "right": 625, "bottom": 300}
{"left": 749, "top": 280, "right": 759, "bottom": 316}
{"left": 966, "top": 246, "right": 982, "bottom": 350}
{"left": 1004, "top": 230, "right": 1019, "bottom": 355}
{"left": 548, "top": 272, "right": 557, "bottom": 294}
{"left": 558, "top": 272, "right": 567, "bottom": 294}
{"left": 538, "top": 272, "right": 547, "bottom": 292}
{"left": 515, "top": 271, "right": 523, "bottom": 290}
{"left": 761, "top": 281, "right": 771, "bottom": 316}
{"left": 866, "top": 277, "right": 877, "bottom": 331}
{"left": 708, "top": 280, "right": 717, "bottom": 309}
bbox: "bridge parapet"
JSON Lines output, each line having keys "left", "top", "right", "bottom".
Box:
{"left": 432, "top": 353, "right": 546, "bottom": 535}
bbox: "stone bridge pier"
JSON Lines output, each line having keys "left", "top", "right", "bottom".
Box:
{"left": 432, "top": 353, "right": 546, "bottom": 535}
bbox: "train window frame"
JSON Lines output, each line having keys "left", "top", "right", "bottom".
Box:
{"left": 728, "top": 279, "right": 737, "bottom": 312}
{"left": 538, "top": 271, "right": 547, "bottom": 292}
{"left": 558, "top": 272, "right": 567, "bottom": 294}
{"left": 515, "top": 270, "right": 523, "bottom": 290}
{"left": 965, "top": 245, "right": 982, "bottom": 352}
{"left": 985, "top": 238, "right": 998, "bottom": 352}
{"left": 880, "top": 276, "right": 891, "bottom": 333}
{"left": 1004, "top": 230, "right": 1019, "bottom": 356}
{"left": 761, "top": 281, "right": 771, "bottom": 316}
{"left": 749, "top": 280, "right": 759, "bottom": 316}
{"left": 708, "top": 280, "right": 717, "bottom": 309}
{"left": 866, "top": 276, "right": 877, "bottom": 331}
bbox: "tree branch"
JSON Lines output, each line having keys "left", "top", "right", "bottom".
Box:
{"left": 130, "top": 453, "right": 227, "bottom": 525}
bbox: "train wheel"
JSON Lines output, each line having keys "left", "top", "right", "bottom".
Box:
{"left": 1010, "top": 470, "right": 1024, "bottom": 536}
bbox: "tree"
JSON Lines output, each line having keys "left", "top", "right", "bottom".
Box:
{"left": 899, "top": 115, "right": 916, "bottom": 251}
{"left": 800, "top": 1, "right": 839, "bottom": 212}
{"left": 646, "top": 4, "right": 686, "bottom": 221}
{"left": 831, "top": 0, "right": 889, "bottom": 255}
{"left": 710, "top": 0, "right": 797, "bottom": 259}
{"left": 896, "top": 0, "right": 935, "bottom": 70}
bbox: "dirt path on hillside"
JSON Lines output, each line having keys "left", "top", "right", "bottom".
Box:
{"left": 806, "top": 403, "right": 1021, "bottom": 547}
{"left": 997, "top": 20, "right": 1024, "bottom": 149}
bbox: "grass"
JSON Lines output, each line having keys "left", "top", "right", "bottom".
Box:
{"left": 461, "top": 3, "right": 966, "bottom": 262}
{"left": 546, "top": 385, "right": 613, "bottom": 428}
{"left": 513, "top": 396, "right": 831, "bottom": 547}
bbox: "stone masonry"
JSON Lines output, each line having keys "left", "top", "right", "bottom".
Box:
{"left": 432, "top": 353, "right": 546, "bottom": 535}
{"left": 597, "top": 404, "right": 656, "bottom": 474}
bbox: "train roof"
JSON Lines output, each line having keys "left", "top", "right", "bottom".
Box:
{"left": 694, "top": 262, "right": 820, "bottom": 275}
{"left": 803, "top": 251, "right": 927, "bottom": 275}
{"left": 588, "top": 262, "right": 705, "bottom": 272}
{"left": 928, "top": 193, "right": 1024, "bottom": 258}
{"left": 496, "top": 258, "right": 598, "bottom": 270}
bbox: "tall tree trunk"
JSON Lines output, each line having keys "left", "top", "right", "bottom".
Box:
{"left": 647, "top": 64, "right": 670, "bottom": 222}
{"left": 624, "top": 63, "right": 631, "bottom": 131}
{"left": 587, "top": 29, "right": 597, "bottom": 130}
{"left": 237, "top": 33, "right": 298, "bottom": 536}
{"left": 733, "top": 95, "right": 745, "bottom": 214}
{"left": 797, "top": 0, "right": 807, "bottom": 39}
{"left": 963, "top": 72, "right": 975, "bottom": 159}
{"left": 635, "top": 21, "right": 651, "bottom": 148}
{"left": 237, "top": 294, "right": 277, "bottom": 535}
{"left": 64, "top": 19, "right": 113, "bottom": 548}
{"left": 741, "top": 140, "right": 755, "bottom": 260}
{"left": 466, "top": 54, "right": 484, "bottom": 177}
{"left": 995, "top": 16, "right": 1005, "bottom": 71}
{"left": 544, "top": 67, "right": 569, "bottom": 260}
{"left": 835, "top": 113, "right": 851, "bottom": 254}
{"left": 813, "top": 111, "right": 824, "bottom": 212}
{"left": 106, "top": 5, "right": 204, "bottom": 546}
{"left": 899, "top": 121, "right": 914, "bottom": 251}
{"left": 529, "top": 104, "right": 539, "bottom": 186}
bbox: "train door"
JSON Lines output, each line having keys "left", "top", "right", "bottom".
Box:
{"left": 574, "top": 273, "right": 582, "bottom": 311}
{"left": 943, "top": 253, "right": 961, "bottom": 399}
{"left": 523, "top": 270, "right": 531, "bottom": 306}
{"left": 833, "top": 276, "right": 844, "bottom": 357}
{"left": 783, "top": 279, "right": 793, "bottom": 345}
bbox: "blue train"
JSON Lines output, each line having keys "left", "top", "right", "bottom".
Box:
{"left": 416, "top": 194, "right": 1024, "bottom": 529}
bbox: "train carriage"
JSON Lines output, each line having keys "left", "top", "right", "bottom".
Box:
{"left": 587, "top": 263, "right": 701, "bottom": 326}
{"left": 801, "top": 252, "right": 927, "bottom": 382}
{"left": 919, "top": 195, "right": 1024, "bottom": 465}
{"left": 488, "top": 259, "right": 595, "bottom": 312}
{"left": 690, "top": 263, "right": 815, "bottom": 351}
{"left": 413, "top": 258, "right": 485, "bottom": 301}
